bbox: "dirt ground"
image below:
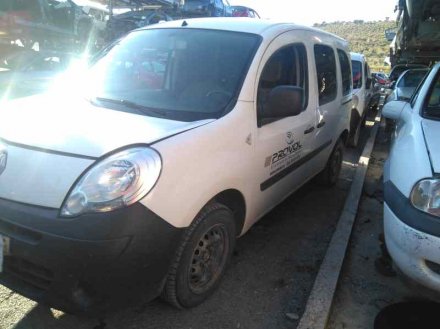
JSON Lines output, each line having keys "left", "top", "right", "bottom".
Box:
{"left": 327, "top": 122, "right": 426, "bottom": 329}
{"left": 0, "top": 127, "right": 372, "bottom": 329}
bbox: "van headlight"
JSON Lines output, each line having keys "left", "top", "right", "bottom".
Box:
{"left": 61, "top": 147, "right": 161, "bottom": 217}
{"left": 410, "top": 179, "right": 440, "bottom": 217}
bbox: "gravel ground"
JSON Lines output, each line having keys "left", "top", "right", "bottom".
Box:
{"left": 0, "top": 126, "right": 372, "bottom": 329}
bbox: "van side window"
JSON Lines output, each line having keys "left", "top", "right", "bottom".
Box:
{"left": 257, "top": 44, "right": 308, "bottom": 124}
{"left": 337, "top": 49, "right": 352, "bottom": 96}
{"left": 314, "top": 45, "right": 337, "bottom": 105}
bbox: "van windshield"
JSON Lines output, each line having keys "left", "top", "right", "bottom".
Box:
{"left": 86, "top": 28, "right": 260, "bottom": 122}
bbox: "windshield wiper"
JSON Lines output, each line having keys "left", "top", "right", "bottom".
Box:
{"left": 92, "top": 97, "right": 169, "bottom": 118}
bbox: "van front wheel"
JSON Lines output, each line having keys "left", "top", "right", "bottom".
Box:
{"left": 161, "top": 203, "right": 236, "bottom": 308}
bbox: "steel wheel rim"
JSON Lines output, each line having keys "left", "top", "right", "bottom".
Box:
{"left": 188, "top": 224, "right": 229, "bottom": 294}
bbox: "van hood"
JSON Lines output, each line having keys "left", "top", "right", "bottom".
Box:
{"left": 0, "top": 95, "right": 214, "bottom": 158}
{"left": 422, "top": 119, "right": 440, "bottom": 174}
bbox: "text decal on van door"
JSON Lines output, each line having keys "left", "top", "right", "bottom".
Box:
{"left": 261, "top": 139, "right": 332, "bottom": 191}
{"left": 265, "top": 131, "right": 303, "bottom": 176}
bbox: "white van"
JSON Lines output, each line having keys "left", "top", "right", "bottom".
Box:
{"left": 349, "top": 52, "right": 372, "bottom": 146}
{"left": 0, "top": 18, "right": 351, "bottom": 312}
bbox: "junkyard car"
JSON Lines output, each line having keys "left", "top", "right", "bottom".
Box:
{"left": 0, "top": 49, "right": 75, "bottom": 100}
{"left": 105, "top": 9, "right": 173, "bottom": 42}
{"left": 349, "top": 52, "right": 372, "bottom": 146}
{"left": 231, "top": 6, "right": 260, "bottom": 18}
{"left": 182, "top": 0, "right": 232, "bottom": 17}
{"left": 388, "top": 63, "right": 428, "bottom": 85}
{"left": 372, "top": 72, "right": 389, "bottom": 86}
{"left": 0, "top": 0, "right": 106, "bottom": 50}
{"left": 0, "top": 18, "right": 350, "bottom": 313}
{"left": 387, "top": 68, "right": 429, "bottom": 102}
{"left": 392, "top": 0, "right": 440, "bottom": 65}
{"left": 383, "top": 62, "right": 440, "bottom": 294}
{"left": 378, "top": 64, "right": 427, "bottom": 109}
{"left": 368, "top": 72, "right": 388, "bottom": 111}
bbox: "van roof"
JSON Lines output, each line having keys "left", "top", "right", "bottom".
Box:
{"left": 143, "top": 17, "right": 347, "bottom": 43}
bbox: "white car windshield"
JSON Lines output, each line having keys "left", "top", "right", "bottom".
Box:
{"left": 86, "top": 28, "right": 260, "bottom": 122}
{"left": 424, "top": 72, "right": 440, "bottom": 121}
{"left": 398, "top": 70, "right": 428, "bottom": 88}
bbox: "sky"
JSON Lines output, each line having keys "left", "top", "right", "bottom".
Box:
{"left": 229, "top": 0, "right": 398, "bottom": 26}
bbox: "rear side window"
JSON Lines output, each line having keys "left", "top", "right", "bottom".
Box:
{"left": 337, "top": 49, "right": 352, "bottom": 96}
{"left": 352, "top": 60, "right": 362, "bottom": 89}
{"left": 314, "top": 45, "right": 337, "bottom": 105}
{"left": 257, "top": 44, "right": 308, "bottom": 124}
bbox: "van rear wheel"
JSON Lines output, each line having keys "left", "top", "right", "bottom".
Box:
{"left": 317, "top": 139, "right": 344, "bottom": 186}
{"left": 348, "top": 111, "right": 362, "bottom": 148}
{"left": 161, "top": 203, "right": 235, "bottom": 308}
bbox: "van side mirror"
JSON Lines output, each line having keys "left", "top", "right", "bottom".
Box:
{"left": 263, "top": 86, "right": 304, "bottom": 119}
{"left": 366, "top": 78, "right": 372, "bottom": 89}
{"left": 382, "top": 100, "right": 407, "bottom": 121}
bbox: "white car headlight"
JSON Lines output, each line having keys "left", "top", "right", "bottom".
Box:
{"left": 410, "top": 179, "right": 440, "bottom": 217}
{"left": 61, "top": 147, "right": 161, "bottom": 217}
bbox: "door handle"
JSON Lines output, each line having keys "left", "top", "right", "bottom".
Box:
{"left": 317, "top": 121, "right": 326, "bottom": 129}
{"left": 304, "top": 126, "right": 315, "bottom": 134}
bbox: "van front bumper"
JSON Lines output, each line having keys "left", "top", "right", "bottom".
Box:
{"left": 0, "top": 197, "right": 183, "bottom": 314}
{"left": 384, "top": 181, "right": 440, "bottom": 294}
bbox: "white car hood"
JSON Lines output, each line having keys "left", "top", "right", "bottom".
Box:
{"left": 0, "top": 95, "right": 214, "bottom": 157}
{"left": 422, "top": 119, "right": 440, "bottom": 174}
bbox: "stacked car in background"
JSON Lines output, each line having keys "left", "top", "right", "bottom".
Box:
{"left": 0, "top": 0, "right": 264, "bottom": 101}
{"left": 391, "top": 0, "right": 440, "bottom": 66}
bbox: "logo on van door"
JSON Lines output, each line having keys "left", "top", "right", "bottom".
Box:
{"left": 265, "top": 131, "right": 303, "bottom": 176}
{"left": 286, "top": 131, "right": 295, "bottom": 145}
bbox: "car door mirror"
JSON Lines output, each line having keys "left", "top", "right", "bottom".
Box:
{"left": 382, "top": 100, "right": 407, "bottom": 121}
{"left": 366, "top": 77, "right": 372, "bottom": 89}
{"left": 262, "top": 86, "right": 304, "bottom": 120}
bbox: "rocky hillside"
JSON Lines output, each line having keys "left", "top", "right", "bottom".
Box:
{"left": 315, "top": 20, "right": 397, "bottom": 73}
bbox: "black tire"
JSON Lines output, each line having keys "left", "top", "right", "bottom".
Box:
{"left": 161, "top": 202, "right": 236, "bottom": 308}
{"left": 348, "top": 109, "right": 362, "bottom": 148}
{"left": 348, "top": 124, "right": 360, "bottom": 147}
{"left": 317, "top": 139, "right": 344, "bottom": 186}
{"left": 361, "top": 111, "right": 367, "bottom": 128}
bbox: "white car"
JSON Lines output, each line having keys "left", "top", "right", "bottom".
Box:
{"left": 387, "top": 68, "right": 429, "bottom": 102}
{"left": 0, "top": 18, "right": 351, "bottom": 313}
{"left": 383, "top": 62, "right": 440, "bottom": 294}
{"left": 349, "top": 52, "right": 373, "bottom": 147}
